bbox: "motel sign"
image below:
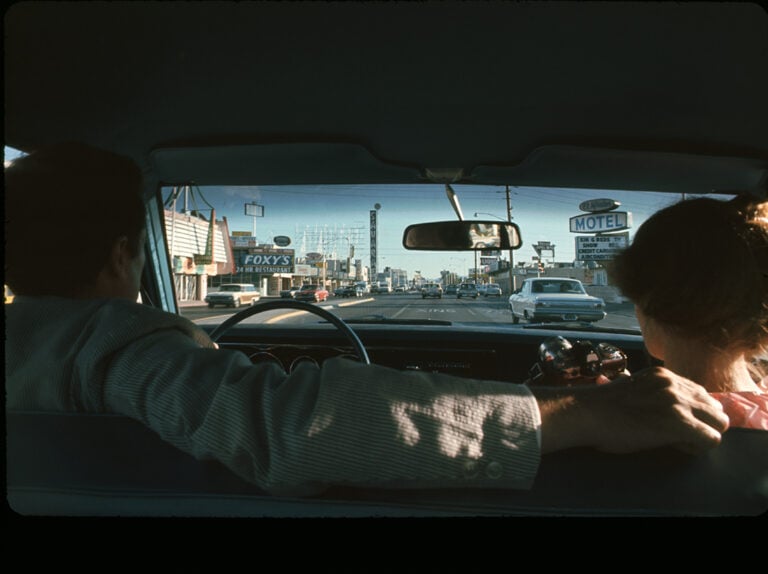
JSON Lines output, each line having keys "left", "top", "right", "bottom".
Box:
{"left": 569, "top": 211, "right": 632, "bottom": 233}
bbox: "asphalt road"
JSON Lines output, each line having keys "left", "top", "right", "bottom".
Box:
{"left": 181, "top": 294, "right": 640, "bottom": 331}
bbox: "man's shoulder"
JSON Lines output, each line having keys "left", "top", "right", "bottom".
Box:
{"left": 9, "top": 296, "right": 210, "bottom": 345}
{"left": 96, "top": 298, "right": 210, "bottom": 341}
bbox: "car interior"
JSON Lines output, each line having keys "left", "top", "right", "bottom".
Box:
{"left": 5, "top": 2, "right": 768, "bottom": 517}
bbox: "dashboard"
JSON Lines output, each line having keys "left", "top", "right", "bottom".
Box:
{"left": 208, "top": 323, "right": 653, "bottom": 384}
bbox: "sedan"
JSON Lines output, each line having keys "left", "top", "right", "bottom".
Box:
{"left": 335, "top": 285, "right": 363, "bottom": 298}
{"left": 421, "top": 283, "right": 443, "bottom": 299}
{"left": 294, "top": 284, "right": 330, "bottom": 303}
{"left": 508, "top": 278, "right": 606, "bottom": 324}
{"left": 484, "top": 283, "right": 502, "bottom": 297}
{"left": 280, "top": 287, "right": 300, "bottom": 299}
{"left": 456, "top": 283, "right": 478, "bottom": 299}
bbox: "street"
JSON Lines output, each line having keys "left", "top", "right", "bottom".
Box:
{"left": 181, "top": 294, "right": 640, "bottom": 331}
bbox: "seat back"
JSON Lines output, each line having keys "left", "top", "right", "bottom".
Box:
{"left": 7, "top": 410, "right": 768, "bottom": 516}
{"left": 6, "top": 410, "right": 266, "bottom": 515}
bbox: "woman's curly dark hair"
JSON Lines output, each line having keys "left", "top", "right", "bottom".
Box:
{"left": 609, "top": 195, "right": 768, "bottom": 357}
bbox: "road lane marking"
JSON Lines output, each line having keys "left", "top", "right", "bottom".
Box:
{"left": 192, "top": 313, "right": 231, "bottom": 324}
{"left": 337, "top": 297, "right": 375, "bottom": 307}
{"left": 265, "top": 298, "right": 375, "bottom": 323}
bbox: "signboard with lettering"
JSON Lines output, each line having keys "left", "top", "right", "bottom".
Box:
{"left": 273, "top": 235, "right": 291, "bottom": 247}
{"left": 575, "top": 233, "right": 629, "bottom": 261}
{"left": 579, "top": 198, "right": 621, "bottom": 213}
{"left": 370, "top": 209, "right": 378, "bottom": 280}
{"left": 240, "top": 248, "right": 295, "bottom": 273}
{"left": 244, "top": 203, "right": 264, "bottom": 217}
{"left": 570, "top": 211, "right": 632, "bottom": 233}
{"left": 232, "top": 237, "right": 257, "bottom": 247}
{"left": 193, "top": 254, "right": 213, "bottom": 265}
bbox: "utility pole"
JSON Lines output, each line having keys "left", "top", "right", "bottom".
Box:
{"left": 506, "top": 185, "right": 515, "bottom": 293}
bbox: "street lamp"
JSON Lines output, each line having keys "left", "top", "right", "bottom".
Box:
{"left": 473, "top": 212, "right": 507, "bottom": 221}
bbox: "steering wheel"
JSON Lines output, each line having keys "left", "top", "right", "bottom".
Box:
{"left": 207, "top": 299, "right": 370, "bottom": 365}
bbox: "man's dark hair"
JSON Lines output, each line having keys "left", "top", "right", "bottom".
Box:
{"left": 5, "top": 142, "right": 146, "bottom": 296}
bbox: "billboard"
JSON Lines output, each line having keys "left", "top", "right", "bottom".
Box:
{"left": 294, "top": 264, "right": 316, "bottom": 276}
{"left": 574, "top": 233, "right": 629, "bottom": 261}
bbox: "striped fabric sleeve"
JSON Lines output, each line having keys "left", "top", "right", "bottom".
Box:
{"left": 102, "top": 329, "right": 542, "bottom": 494}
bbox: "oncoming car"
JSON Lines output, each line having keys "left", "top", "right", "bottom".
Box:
{"left": 5, "top": 3, "right": 767, "bottom": 518}
{"left": 204, "top": 283, "right": 261, "bottom": 308}
{"left": 293, "top": 284, "right": 329, "bottom": 303}
{"left": 421, "top": 283, "right": 443, "bottom": 299}
{"left": 335, "top": 284, "right": 363, "bottom": 298}
{"left": 456, "top": 283, "right": 478, "bottom": 299}
{"left": 508, "top": 278, "right": 606, "bottom": 324}
{"left": 280, "top": 286, "right": 301, "bottom": 299}
{"left": 484, "top": 283, "right": 502, "bottom": 297}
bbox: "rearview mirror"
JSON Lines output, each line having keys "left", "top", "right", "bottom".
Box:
{"left": 402, "top": 221, "right": 522, "bottom": 251}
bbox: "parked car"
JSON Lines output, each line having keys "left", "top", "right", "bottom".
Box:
{"left": 484, "top": 283, "right": 502, "bottom": 297}
{"left": 456, "top": 283, "right": 478, "bottom": 299}
{"left": 204, "top": 283, "right": 261, "bottom": 308}
{"left": 421, "top": 283, "right": 443, "bottom": 299}
{"left": 6, "top": 2, "right": 767, "bottom": 518}
{"left": 508, "top": 278, "right": 606, "bottom": 324}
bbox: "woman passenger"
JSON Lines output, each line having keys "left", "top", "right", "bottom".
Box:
{"left": 610, "top": 195, "right": 768, "bottom": 429}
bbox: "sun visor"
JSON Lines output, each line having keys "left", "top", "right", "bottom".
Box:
{"left": 150, "top": 143, "right": 422, "bottom": 186}
{"left": 469, "top": 146, "right": 768, "bottom": 195}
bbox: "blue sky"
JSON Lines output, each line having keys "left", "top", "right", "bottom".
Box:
{"left": 167, "top": 183, "right": 693, "bottom": 279}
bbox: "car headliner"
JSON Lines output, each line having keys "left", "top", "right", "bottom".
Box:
{"left": 4, "top": 2, "right": 768, "bottom": 194}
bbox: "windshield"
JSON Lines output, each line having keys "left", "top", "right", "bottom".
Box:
{"left": 163, "top": 184, "right": 733, "bottom": 332}
{"left": 532, "top": 280, "right": 586, "bottom": 294}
